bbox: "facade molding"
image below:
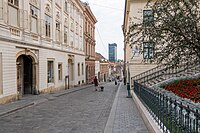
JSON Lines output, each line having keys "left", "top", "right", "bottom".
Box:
{"left": 0, "top": 35, "right": 85, "bottom": 56}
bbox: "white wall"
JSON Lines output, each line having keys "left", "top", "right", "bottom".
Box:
{"left": 0, "top": 41, "right": 16, "bottom": 98}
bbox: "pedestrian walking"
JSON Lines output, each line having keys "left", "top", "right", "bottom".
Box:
{"left": 94, "top": 76, "right": 98, "bottom": 91}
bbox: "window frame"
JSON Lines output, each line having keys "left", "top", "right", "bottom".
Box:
{"left": 58, "top": 63, "right": 62, "bottom": 81}
{"left": 8, "top": 1, "right": 19, "bottom": 27}
{"left": 47, "top": 60, "right": 54, "bottom": 83}
{"left": 78, "top": 63, "right": 80, "bottom": 76}
{"left": 143, "top": 42, "right": 154, "bottom": 59}
{"left": 56, "top": 21, "right": 61, "bottom": 42}
{"left": 64, "top": 1, "right": 68, "bottom": 12}
{"left": 30, "top": 5, "right": 39, "bottom": 33}
{"left": 64, "top": 26, "right": 68, "bottom": 44}
{"left": 82, "top": 63, "right": 84, "bottom": 75}
{"left": 143, "top": 9, "right": 154, "bottom": 27}
{"left": 45, "top": 14, "right": 52, "bottom": 38}
{"left": 8, "top": 0, "right": 19, "bottom": 7}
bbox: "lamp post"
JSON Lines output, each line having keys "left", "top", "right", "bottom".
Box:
{"left": 126, "top": 61, "right": 132, "bottom": 98}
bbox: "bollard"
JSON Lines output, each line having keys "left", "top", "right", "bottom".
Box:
{"left": 126, "top": 83, "right": 132, "bottom": 98}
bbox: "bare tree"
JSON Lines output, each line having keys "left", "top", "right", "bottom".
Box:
{"left": 128, "top": 0, "right": 200, "bottom": 66}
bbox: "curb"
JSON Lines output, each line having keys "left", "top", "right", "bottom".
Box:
{"left": 104, "top": 83, "right": 122, "bottom": 133}
{"left": 0, "top": 102, "right": 34, "bottom": 118}
{"left": 131, "top": 91, "right": 162, "bottom": 133}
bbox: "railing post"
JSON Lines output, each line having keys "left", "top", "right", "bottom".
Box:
{"left": 179, "top": 102, "right": 183, "bottom": 133}
{"left": 186, "top": 106, "right": 190, "bottom": 133}
{"left": 162, "top": 94, "right": 165, "bottom": 132}
{"left": 174, "top": 100, "right": 177, "bottom": 132}
{"left": 159, "top": 93, "right": 162, "bottom": 128}
{"left": 169, "top": 98, "right": 172, "bottom": 133}
{"left": 196, "top": 110, "right": 199, "bottom": 133}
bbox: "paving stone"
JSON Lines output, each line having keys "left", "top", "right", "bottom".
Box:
{"left": 0, "top": 82, "right": 117, "bottom": 133}
{"left": 112, "top": 85, "right": 149, "bottom": 133}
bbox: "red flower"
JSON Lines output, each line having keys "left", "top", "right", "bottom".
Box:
{"left": 163, "top": 78, "right": 200, "bottom": 102}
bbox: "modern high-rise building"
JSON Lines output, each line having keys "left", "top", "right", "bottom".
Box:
{"left": 108, "top": 43, "right": 117, "bottom": 62}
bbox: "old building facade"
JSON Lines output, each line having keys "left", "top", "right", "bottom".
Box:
{"left": 0, "top": 0, "right": 86, "bottom": 104}
{"left": 123, "top": 0, "right": 156, "bottom": 84}
{"left": 82, "top": 2, "right": 97, "bottom": 84}
{"left": 95, "top": 52, "right": 109, "bottom": 82}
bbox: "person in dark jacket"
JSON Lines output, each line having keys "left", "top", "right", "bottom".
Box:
{"left": 94, "top": 76, "right": 98, "bottom": 91}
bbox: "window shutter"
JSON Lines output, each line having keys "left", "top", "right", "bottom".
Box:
{"left": 3, "top": 1, "right": 8, "bottom": 24}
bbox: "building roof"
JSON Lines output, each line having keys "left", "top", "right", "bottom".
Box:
{"left": 95, "top": 52, "right": 105, "bottom": 60}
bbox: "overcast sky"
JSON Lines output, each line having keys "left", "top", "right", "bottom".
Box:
{"left": 81, "top": 0, "right": 125, "bottom": 60}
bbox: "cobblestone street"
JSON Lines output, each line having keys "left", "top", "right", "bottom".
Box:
{"left": 0, "top": 82, "right": 118, "bottom": 133}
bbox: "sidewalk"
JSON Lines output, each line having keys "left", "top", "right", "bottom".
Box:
{"left": 0, "top": 84, "right": 94, "bottom": 117}
{"left": 104, "top": 83, "right": 149, "bottom": 133}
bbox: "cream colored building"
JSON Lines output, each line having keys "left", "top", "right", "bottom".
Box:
{"left": 0, "top": 0, "right": 86, "bottom": 104}
{"left": 123, "top": 0, "right": 157, "bottom": 84}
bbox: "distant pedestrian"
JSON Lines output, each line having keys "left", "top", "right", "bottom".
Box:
{"left": 124, "top": 77, "right": 126, "bottom": 85}
{"left": 115, "top": 79, "right": 117, "bottom": 85}
{"left": 94, "top": 76, "right": 98, "bottom": 91}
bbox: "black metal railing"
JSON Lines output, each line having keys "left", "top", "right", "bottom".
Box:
{"left": 131, "top": 61, "right": 200, "bottom": 87}
{"left": 134, "top": 81, "right": 200, "bottom": 133}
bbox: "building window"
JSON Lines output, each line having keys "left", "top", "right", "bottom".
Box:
{"left": 8, "top": 0, "right": 19, "bottom": 27}
{"left": 70, "top": 19, "right": 74, "bottom": 31}
{"left": 56, "top": 22, "right": 61, "bottom": 42}
{"left": 30, "top": 5, "right": 38, "bottom": 33}
{"left": 58, "top": 63, "right": 62, "bottom": 80}
{"left": 45, "top": 14, "right": 51, "bottom": 37}
{"left": 64, "top": 1, "right": 68, "bottom": 12}
{"left": 143, "top": 42, "right": 154, "bottom": 59}
{"left": 78, "top": 63, "right": 80, "bottom": 76}
{"left": 8, "top": 0, "right": 19, "bottom": 6}
{"left": 0, "top": 53, "right": 2, "bottom": 95}
{"left": 82, "top": 63, "right": 84, "bottom": 75}
{"left": 48, "top": 61, "right": 54, "bottom": 83}
{"left": 143, "top": 10, "right": 154, "bottom": 26}
{"left": 64, "top": 26, "right": 68, "bottom": 44}
{"left": 76, "top": 23, "right": 78, "bottom": 34}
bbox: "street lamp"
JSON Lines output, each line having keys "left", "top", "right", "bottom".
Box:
{"left": 126, "top": 61, "right": 132, "bottom": 98}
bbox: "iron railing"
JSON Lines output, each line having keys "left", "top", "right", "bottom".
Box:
{"left": 134, "top": 81, "right": 200, "bottom": 133}
{"left": 131, "top": 61, "right": 200, "bottom": 87}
